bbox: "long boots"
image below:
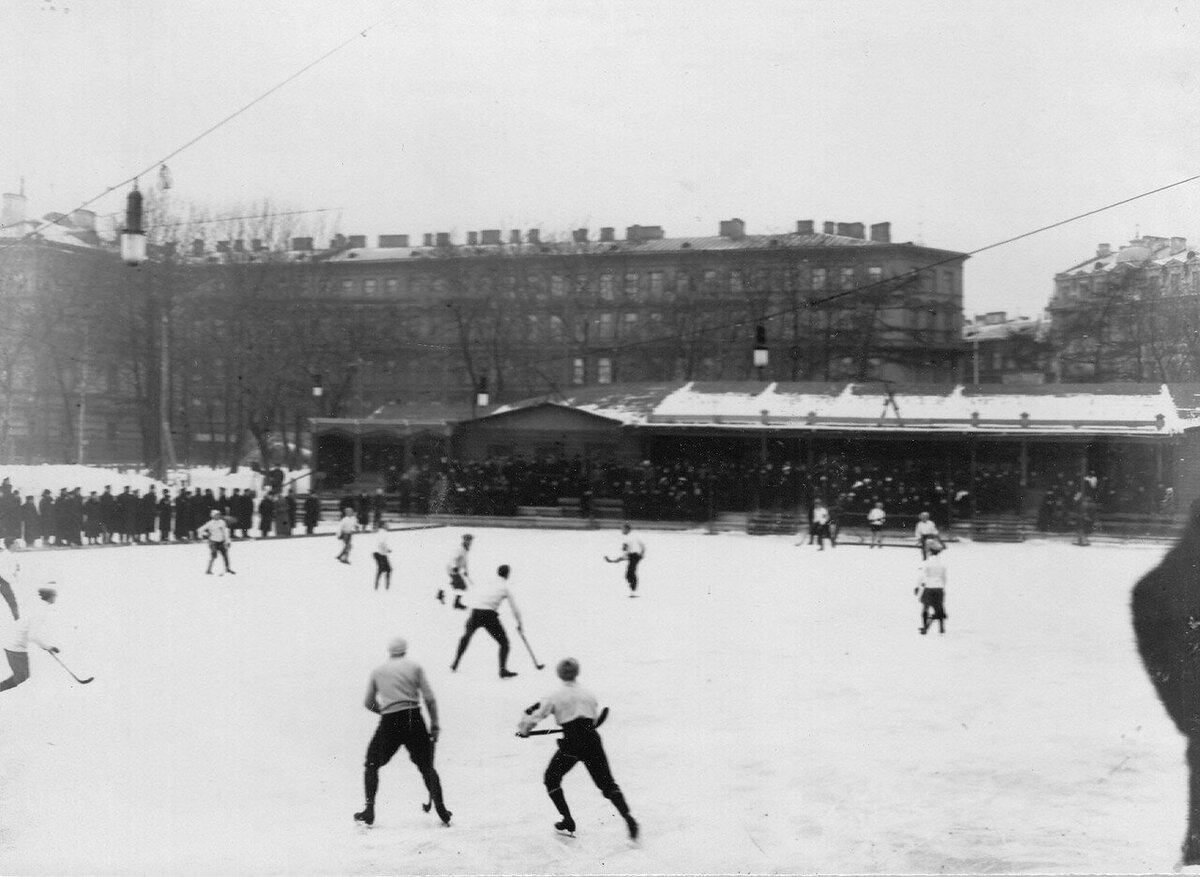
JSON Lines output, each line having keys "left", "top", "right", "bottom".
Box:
{"left": 548, "top": 787, "right": 575, "bottom": 833}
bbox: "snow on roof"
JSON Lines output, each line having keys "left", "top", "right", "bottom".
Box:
{"left": 645, "top": 382, "right": 1182, "bottom": 435}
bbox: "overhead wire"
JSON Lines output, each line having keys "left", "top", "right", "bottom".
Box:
{"left": 0, "top": 11, "right": 395, "bottom": 247}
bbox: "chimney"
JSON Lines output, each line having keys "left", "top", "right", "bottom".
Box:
{"left": 436, "top": 232, "right": 452, "bottom": 247}
{"left": 233, "top": 239, "right": 246, "bottom": 253}
{"left": 467, "top": 231, "right": 478, "bottom": 246}
{"left": 719, "top": 218, "right": 746, "bottom": 239}
{"left": 217, "top": 241, "right": 231, "bottom": 254}
{"left": 1172, "top": 236, "right": 1187, "bottom": 255}
{"left": 527, "top": 228, "right": 540, "bottom": 245}
{"left": 626, "top": 225, "right": 665, "bottom": 242}
{"left": 252, "top": 239, "right": 265, "bottom": 252}
{"left": 823, "top": 221, "right": 836, "bottom": 235}
{"left": 573, "top": 228, "right": 588, "bottom": 243}
{"left": 836, "top": 222, "right": 852, "bottom": 236}
{"left": 796, "top": 220, "right": 814, "bottom": 235}
{"left": 70, "top": 209, "right": 96, "bottom": 231}
{"left": 292, "top": 236, "right": 313, "bottom": 252}
{"left": 869, "top": 222, "right": 891, "bottom": 243}
{"left": 331, "top": 234, "right": 347, "bottom": 249}
{"left": 480, "top": 229, "right": 501, "bottom": 245}
{"left": 192, "top": 239, "right": 205, "bottom": 257}
{"left": 348, "top": 234, "right": 366, "bottom": 249}
{"left": 1097, "top": 242, "right": 1111, "bottom": 258}
{"left": 600, "top": 227, "right": 615, "bottom": 242}
{"left": 378, "top": 234, "right": 408, "bottom": 247}
{"left": 1, "top": 192, "right": 27, "bottom": 229}
{"left": 423, "top": 233, "right": 434, "bottom": 247}
{"left": 510, "top": 229, "right": 522, "bottom": 245}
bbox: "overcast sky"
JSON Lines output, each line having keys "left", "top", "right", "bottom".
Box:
{"left": 2, "top": 0, "right": 1197, "bottom": 319}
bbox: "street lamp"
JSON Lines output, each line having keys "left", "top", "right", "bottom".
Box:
{"left": 753, "top": 325, "right": 769, "bottom": 380}
{"left": 120, "top": 182, "right": 147, "bottom": 267}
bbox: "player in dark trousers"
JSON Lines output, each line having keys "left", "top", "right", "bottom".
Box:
{"left": 198, "top": 509, "right": 235, "bottom": 575}
{"left": 438, "top": 533, "right": 472, "bottom": 610}
{"left": 517, "top": 657, "right": 638, "bottom": 840}
{"left": 915, "top": 540, "right": 948, "bottom": 634}
{"left": 450, "top": 564, "right": 522, "bottom": 678}
{"left": 618, "top": 524, "right": 644, "bottom": 595}
{"left": 354, "top": 637, "right": 451, "bottom": 828}
{"left": 372, "top": 524, "right": 393, "bottom": 590}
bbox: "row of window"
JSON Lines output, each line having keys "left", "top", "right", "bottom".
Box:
{"left": 333, "top": 265, "right": 959, "bottom": 301}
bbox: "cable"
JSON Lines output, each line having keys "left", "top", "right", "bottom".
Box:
{"left": 0, "top": 13, "right": 394, "bottom": 245}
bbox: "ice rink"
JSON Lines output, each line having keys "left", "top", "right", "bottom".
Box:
{"left": 0, "top": 525, "right": 1187, "bottom": 875}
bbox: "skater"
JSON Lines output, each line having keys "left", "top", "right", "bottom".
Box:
{"left": 0, "top": 542, "right": 19, "bottom": 620}
{"left": 354, "top": 637, "right": 451, "bottom": 827}
{"left": 373, "top": 524, "right": 393, "bottom": 591}
{"left": 914, "top": 511, "right": 940, "bottom": 558}
{"left": 810, "top": 500, "right": 832, "bottom": 550}
{"left": 0, "top": 586, "right": 58, "bottom": 692}
{"left": 915, "top": 540, "right": 947, "bottom": 634}
{"left": 450, "top": 563, "right": 522, "bottom": 679}
{"left": 517, "top": 657, "right": 638, "bottom": 840}
{"left": 198, "top": 509, "right": 235, "bottom": 575}
{"left": 335, "top": 507, "right": 357, "bottom": 564}
{"left": 439, "top": 533, "right": 472, "bottom": 610}
{"left": 867, "top": 501, "right": 886, "bottom": 548}
{"left": 618, "top": 523, "right": 644, "bottom": 595}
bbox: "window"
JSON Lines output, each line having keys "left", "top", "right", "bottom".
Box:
{"left": 703, "top": 270, "right": 718, "bottom": 293}
{"left": 675, "top": 273, "right": 690, "bottom": 298}
{"left": 624, "top": 272, "right": 639, "bottom": 299}
{"left": 575, "top": 274, "right": 589, "bottom": 295}
{"left": 550, "top": 275, "right": 566, "bottom": 297}
{"left": 868, "top": 266, "right": 883, "bottom": 284}
{"left": 385, "top": 277, "right": 400, "bottom": 296}
{"left": 504, "top": 276, "right": 518, "bottom": 299}
{"left": 598, "top": 312, "right": 615, "bottom": 340}
{"left": 811, "top": 268, "right": 826, "bottom": 290}
{"left": 340, "top": 279, "right": 356, "bottom": 296}
{"left": 840, "top": 267, "right": 855, "bottom": 289}
{"left": 572, "top": 358, "right": 585, "bottom": 385}
{"left": 623, "top": 313, "right": 638, "bottom": 337}
{"left": 549, "top": 315, "right": 565, "bottom": 341}
{"left": 597, "top": 357, "right": 613, "bottom": 384}
{"left": 648, "top": 271, "right": 664, "bottom": 299}
{"left": 362, "top": 278, "right": 378, "bottom": 297}
{"left": 600, "top": 274, "right": 615, "bottom": 300}
{"left": 528, "top": 315, "right": 541, "bottom": 340}
{"left": 729, "top": 271, "right": 744, "bottom": 294}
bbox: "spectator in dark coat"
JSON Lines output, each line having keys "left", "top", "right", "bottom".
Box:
{"left": 303, "top": 493, "right": 320, "bottom": 535}
{"left": 38, "top": 491, "right": 55, "bottom": 546}
{"left": 21, "top": 496, "right": 39, "bottom": 546}
{"left": 258, "top": 492, "right": 275, "bottom": 538}
{"left": 157, "top": 491, "right": 173, "bottom": 543}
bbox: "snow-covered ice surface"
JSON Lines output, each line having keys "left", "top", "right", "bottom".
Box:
{"left": 0, "top": 527, "right": 1187, "bottom": 875}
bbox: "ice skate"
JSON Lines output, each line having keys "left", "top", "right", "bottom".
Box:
{"left": 353, "top": 805, "right": 375, "bottom": 826}
{"left": 500, "top": 669, "right": 518, "bottom": 679}
{"left": 555, "top": 817, "right": 576, "bottom": 836}
{"left": 435, "top": 805, "right": 452, "bottom": 826}
{"left": 625, "top": 816, "right": 639, "bottom": 840}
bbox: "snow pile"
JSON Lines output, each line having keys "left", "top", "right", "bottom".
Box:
{"left": 0, "top": 464, "right": 166, "bottom": 498}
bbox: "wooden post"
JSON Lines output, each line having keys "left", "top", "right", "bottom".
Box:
{"left": 1019, "top": 439, "right": 1028, "bottom": 516}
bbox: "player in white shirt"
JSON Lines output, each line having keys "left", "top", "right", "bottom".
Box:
{"left": 438, "top": 533, "right": 472, "bottom": 610}
{"left": 0, "top": 542, "right": 20, "bottom": 620}
{"left": 619, "top": 524, "right": 645, "bottom": 595}
{"left": 517, "top": 658, "right": 638, "bottom": 839}
{"left": 0, "top": 586, "right": 58, "bottom": 692}
{"left": 335, "top": 508, "right": 357, "bottom": 564}
{"left": 353, "top": 636, "right": 451, "bottom": 827}
{"left": 450, "top": 564, "right": 522, "bottom": 678}
{"left": 810, "top": 500, "right": 832, "bottom": 550}
{"left": 372, "top": 524, "right": 393, "bottom": 590}
{"left": 867, "top": 502, "right": 886, "bottom": 549}
{"left": 915, "top": 541, "right": 948, "bottom": 634}
{"left": 914, "top": 511, "right": 940, "bottom": 559}
{"left": 197, "top": 509, "right": 235, "bottom": 575}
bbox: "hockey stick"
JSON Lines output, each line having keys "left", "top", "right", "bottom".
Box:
{"left": 604, "top": 555, "right": 623, "bottom": 563}
{"left": 421, "top": 737, "right": 437, "bottom": 813}
{"left": 517, "top": 628, "right": 545, "bottom": 670}
{"left": 45, "top": 649, "right": 93, "bottom": 684}
{"left": 520, "top": 707, "right": 609, "bottom": 737}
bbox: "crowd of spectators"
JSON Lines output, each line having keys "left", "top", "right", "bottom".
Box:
{"left": 0, "top": 477, "right": 323, "bottom": 549}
